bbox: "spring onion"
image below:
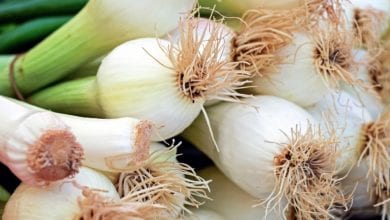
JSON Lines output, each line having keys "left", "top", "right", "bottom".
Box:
{"left": 29, "top": 18, "right": 249, "bottom": 140}
{"left": 0, "top": 96, "right": 83, "bottom": 186}
{"left": 232, "top": 8, "right": 358, "bottom": 107}
{"left": 7, "top": 96, "right": 153, "bottom": 172}
{"left": 306, "top": 91, "right": 390, "bottom": 218}
{"left": 112, "top": 142, "right": 210, "bottom": 218}
{"left": 182, "top": 95, "right": 348, "bottom": 219}
{"left": 2, "top": 167, "right": 164, "bottom": 219}
{"left": 0, "top": 0, "right": 195, "bottom": 97}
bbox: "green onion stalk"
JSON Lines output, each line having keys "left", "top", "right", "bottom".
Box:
{"left": 0, "top": 0, "right": 195, "bottom": 98}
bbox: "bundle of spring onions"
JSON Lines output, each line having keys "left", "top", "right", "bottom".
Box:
{"left": 0, "top": 0, "right": 389, "bottom": 219}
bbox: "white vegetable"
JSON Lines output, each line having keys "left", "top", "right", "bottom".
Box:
{"left": 233, "top": 9, "right": 357, "bottom": 107}
{"left": 3, "top": 167, "right": 117, "bottom": 219}
{"left": 29, "top": 19, "right": 249, "bottom": 140}
{"left": 183, "top": 95, "right": 347, "bottom": 219}
{"left": 114, "top": 142, "right": 210, "bottom": 218}
{"left": 0, "top": 97, "right": 83, "bottom": 186}
{"left": 306, "top": 91, "right": 390, "bottom": 217}
{"left": 8, "top": 97, "right": 153, "bottom": 173}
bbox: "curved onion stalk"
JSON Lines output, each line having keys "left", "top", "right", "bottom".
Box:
{"left": 0, "top": 0, "right": 195, "bottom": 97}
{"left": 182, "top": 96, "right": 348, "bottom": 219}
{"left": 343, "top": 0, "right": 390, "bottom": 48}
{"left": 0, "top": 97, "right": 83, "bottom": 186}
{"left": 29, "top": 19, "right": 250, "bottom": 140}
{"left": 306, "top": 91, "right": 390, "bottom": 217}
{"left": 3, "top": 167, "right": 165, "bottom": 220}
{"left": 196, "top": 166, "right": 284, "bottom": 219}
{"left": 232, "top": 8, "right": 357, "bottom": 107}
{"left": 342, "top": 49, "right": 385, "bottom": 118}
{"left": 110, "top": 142, "right": 210, "bottom": 218}
{"left": 7, "top": 96, "right": 153, "bottom": 172}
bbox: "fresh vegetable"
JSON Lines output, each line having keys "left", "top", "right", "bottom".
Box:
{"left": 28, "top": 18, "right": 249, "bottom": 140}
{"left": 306, "top": 91, "right": 390, "bottom": 218}
{"left": 0, "top": 0, "right": 195, "bottom": 97}
{"left": 2, "top": 167, "right": 164, "bottom": 219}
{"left": 0, "top": 96, "right": 83, "bottom": 186}
{"left": 113, "top": 142, "right": 210, "bottom": 218}
{"left": 234, "top": 8, "right": 359, "bottom": 107}
{"left": 7, "top": 96, "right": 153, "bottom": 172}
{"left": 182, "top": 95, "right": 348, "bottom": 219}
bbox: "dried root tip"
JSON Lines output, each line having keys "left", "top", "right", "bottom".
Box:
{"left": 353, "top": 8, "right": 386, "bottom": 49}
{"left": 262, "top": 124, "right": 348, "bottom": 220}
{"left": 27, "top": 129, "right": 83, "bottom": 183}
{"left": 368, "top": 47, "right": 390, "bottom": 104}
{"left": 301, "top": 0, "right": 344, "bottom": 26}
{"left": 312, "top": 26, "right": 358, "bottom": 88}
{"left": 133, "top": 120, "right": 153, "bottom": 162}
{"left": 170, "top": 17, "right": 250, "bottom": 103}
{"left": 114, "top": 147, "right": 210, "bottom": 218}
{"left": 233, "top": 9, "right": 295, "bottom": 77}
{"left": 360, "top": 111, "right": 390, "bottom": 205}
{"left": 76, "top": 185, "right": 167, "bottom": 220}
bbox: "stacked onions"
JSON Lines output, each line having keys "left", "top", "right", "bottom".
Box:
{"left": 0, "top": 0, "right": 389, "bottom": 219}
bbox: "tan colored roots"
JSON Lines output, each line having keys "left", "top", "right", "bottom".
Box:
{"left": 27, "top": 129, "right": 83, "bottom": 183}
{"left": 261, "top": 125, "right": 348, "bottom": 220}
{"left": 312, "top": 26, "right": 358, "bottom": 88}
{"left": 368, "top": 46, "right": 390, "bottom": 104}
{"left": 76, "top": 185, "right": 166, "bottom": 220}
{"left": 232, "top": 0, "right": 344, "bottom": 78}
{"left": 301, "top": 0, "right": 344, "bottom": 26}
{"left": 168, "top": 17, "right": 250, "bottom": 103}
{"left": 353, "top": 8, "right": 386, "bottom": 49}
{"left": 360, "top": 111, "right": 390, "bottom": 212}
{"left": 233, "top": 9, "right": 295, "bottom": 77}
{"left": 114, "top": 147, "right": 210, "bottom": 218}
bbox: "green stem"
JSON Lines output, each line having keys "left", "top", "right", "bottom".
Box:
{"left": 28, "top": 76, "right": 102, "bottom": 117}
{"left": 0, "top": 16, "right": 71, "bottom": 53}
{"left": 0, "top": 0, "right": 87, "bottom": 24}
{"left": 0, "top": 0, "right": 193, "bottom": 97}
{"left": 64, "top": 55, "right": 102, "bottom": 80}
{"left": 0, "top": 7, "right": 96, "bottom": 96}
